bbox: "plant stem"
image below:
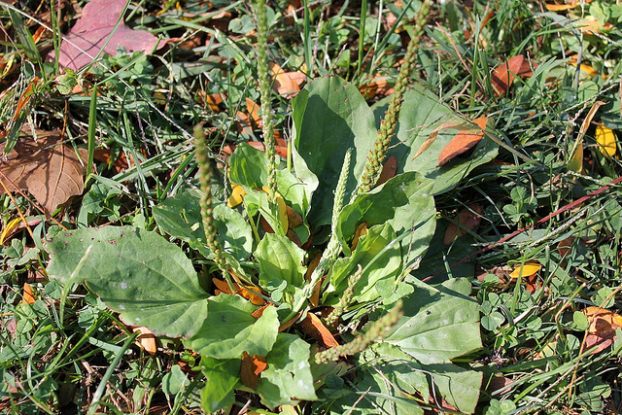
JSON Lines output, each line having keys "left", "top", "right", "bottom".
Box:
{"left": 357, "top": 0, "right": 432, "bottom": 194}
{"left": 194, "top": 125, "right": 235, "bottom": 292}
{"left": 254, "top": 0, "right": 278, "bottom": 202}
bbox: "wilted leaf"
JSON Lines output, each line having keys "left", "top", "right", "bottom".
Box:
{"left": 56, "top": 0, "right": 163, "bottom": 70}
{"left": 227, "top": 184, "right": 246, "bottom": 208}
{"left": 0, "top": 217, "right": 22, "bottom": 245}
{"left": 377, "top": 155, "right": 397, "bottom": 185}
{"left": 490, "top": 55, "right": 534, "bottom": 96}
{"left": 584, "top": 306, "right": 622, "bottom": 354}
{"left": 509, "top": 261, "right": 541, "bottom": 279}
{"left": 271, "top": 63, "right": 305, "bottom": 98}
{"left": 0, "top": 136, "right": 85, "bottom": 213}
{"left": 595, "top": 125, "right": 617, "bottom": 157}
{"left": 299, "top": 312, "right": 339, "bottom": 348}
{"left": 437, "top": 116, "right": 488, "bottom": 166}
{"left": 545, "top": 2, "right": 582, "bottom": 11}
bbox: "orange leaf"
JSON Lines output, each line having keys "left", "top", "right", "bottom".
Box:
{"left": 240, "top": 352, "right": 268, "bottom": 389}
{"left": 22, "top": 283, "right": 35, "bottom": 304}
{"left": 437, "top": 116, "right": 488, "bottom": 166}
{"left": 545, "top": 3, "right": 578, "bottom": 11}
{"left": 246, "top": 98, "right": 262, "bottom": 126}
{"left": 584, "top": 306, "right": 622, "bottom": 354}
{"left": 300, "top": 313, "right": 339, "bottom": 348}
{"left": 271, "top": 63, "right": 306, "bottom": 98}
{"left": 490, "top": 55, "right": 534, "bottom": 96}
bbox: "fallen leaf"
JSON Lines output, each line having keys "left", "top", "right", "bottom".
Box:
{"left": 22, "top": 283, "right": 35, "bottom": 304}
{"left": 246, "top": 98, "right": 262, "bottom": 126}
{"left": 545, "top": 2, "right": 580, "bottom": 11}
{"left": 241, "top": 352, "right": 268, "bottom": 389}
{"left": 443, "top": 204, "right": 483, "bottom": 245}
{"left": 300, "top": 312, "right": 339, "bottom": 348}
{"left": 595, "top": 125, "right": 617, "bottom": 157}
{"left": 227, "top": 184, "right": 246, "bottom": 208}
{"left": 584, "top": 306, "right": 622, "bottom": 354}
{"left": 490, "top": 55, "right": 534, "bottom": 96}
{"left": 578, "top": 17, "right": 612, "bottom": 35}
{"left": 557, "top": 237, "right": 575, "bottom": 258}
{"left": 132, "top": 326, "right": 157, "bottom": 355}
{"left": 0, "top": 217, "right": 23, "bottom": 245}
{"left": 437, "top": 116, "right": 488, "bottom": 166}
{"left": 0, "top": 135, "right": 86, "bottom": 213}
{"left": 212, "top": 278, "right": 265, "bottom": 306}
{"left": 509, "top": 261, "right": 541, "bottom": 279}
{"left": 377, "top": 155, "right": 397, "bottom": 186}
{"left": 359, "top": 75, "right": 393, "bottom": 99}
{"left": 568, "top": 141, "right": 584, "bottom": 173}
{"left": 55, "top": 0, "right": 163, "bottom": 70}
{"left": 271, "top": 63, "right": 306, "bottom": 98}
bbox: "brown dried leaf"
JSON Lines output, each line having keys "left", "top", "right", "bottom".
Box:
{"left": 0, "top": 136, "right": 85, "bottom": 212}
{"left": 437, "top": 116, "right": 488, "bottom": 166}
{"left": 377, "top": 155, "right": 397, "bottom": 186}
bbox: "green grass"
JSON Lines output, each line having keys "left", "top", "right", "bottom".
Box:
{"left": 2, "top": 0, "right": 622, "bottom": 414}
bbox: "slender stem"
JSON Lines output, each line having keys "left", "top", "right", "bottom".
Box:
{"left": 357, "top": 0, "right": 432, "bottom": 194}
{"left": 254, "top": 0, "right": 278, "bottom": 202}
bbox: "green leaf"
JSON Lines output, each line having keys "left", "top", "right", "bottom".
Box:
{"left": 387, "top": 278, "right": 482, "bottom": 364}
{"left": 421, "top": 362, "right": 483, "bottom": 414}
{"left": 337, "top": 172, "right": 436, "bottom": 262}
{"left": 46, "top": 226, "right": 208, "bottom": 338}
{"left": 229, "top": 143, "right": 268, "bottom": 188}
{"left": 201, "top": 357, "right": 240, "bottom": 413}
{"left": 327, "top": 224, "right": 402, "bottom": 304}
{"left": 187, "top": 295, "right": 279, "bottom": 359}
{"left": 255, "top": 233, "right": 306, "bottom": 295}
{"left": 153, "top": 190, "right": 253, "bottom": 261}
{"left": 389, "top": 85, "right": 498, "bottom": 195}
{"left": 292, "top": 77, "right": 377, "bottom": 227}
{"left": 257, "top": 333, "right": 317, "bottom": 408}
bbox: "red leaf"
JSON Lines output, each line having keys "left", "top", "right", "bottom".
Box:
{"left": 443, "top": 204, "right": 483, "bottom": 245}
{"left": 55, "top": 0, "right": 163, "bottom": 70}
{"left": 437, "top": 116, "right": 488, "bottom": 166}
{"left": 490, "top": 55, "right": 534, "bottom": 96}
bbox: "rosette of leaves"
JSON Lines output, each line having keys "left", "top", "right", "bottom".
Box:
{"left": 46, "top": 75, "right": 492, "bottom": 413}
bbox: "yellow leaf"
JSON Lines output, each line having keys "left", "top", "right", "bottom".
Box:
{"left": 510, "top": 262, "right": 542, "bottom": 279}
{"left": 595, "top": 125, "right": 617, "bottom": 157}
{"left": 227, "top": 184, "right": 246, "bottom": 208}
{"left": 0, "top": 217, "right": 22, "bottom": 245}
{"left": 545, "top": 3, "right": 578, "bottom": 11}
{"left": 568, "top": 142, "right": 583, "bottom": 173}
{"left": 132, "top": 326, "right": 157, "bottom": 355}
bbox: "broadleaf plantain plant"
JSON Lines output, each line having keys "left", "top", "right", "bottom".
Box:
{"left": 45, "top": 0, "right": 498, "bottom": 413}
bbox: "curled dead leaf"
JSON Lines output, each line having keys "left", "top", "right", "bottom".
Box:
{"left": 509, "top": 262, "right": 541, "bottom": 279}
